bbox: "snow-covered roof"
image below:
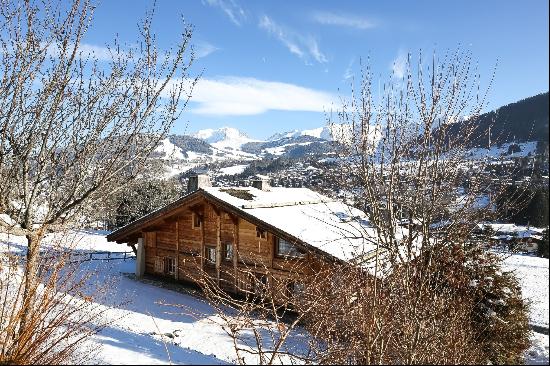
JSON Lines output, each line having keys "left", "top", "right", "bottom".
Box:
{"left": 108, "top": 185, "right": 382, "bottom": 263}
{"left": 478, "top": 223, "right": 545, "bottom": 239}
{"left": 202, "top": 186, "right": 378, "bottom": 262}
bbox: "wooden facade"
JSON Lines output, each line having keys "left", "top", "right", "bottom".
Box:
{"left": 107, "top": 190, "right": 332, "bottom": 304}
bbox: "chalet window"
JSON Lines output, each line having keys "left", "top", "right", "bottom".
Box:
{"left": 205, "top": 246, "right": 216, "bottom": 264}
{"left": 224, "top": 242, "right": 233, "bottom": 261}
{"left": 276, "top": 238, "right": 305, "bottom": 258}
{"left": 163, "top": 257, "right": 175, "bottom": 275}
{"left": 193, "top": 213, "right": 202, "bottom": 228}
{"left": 256, "top": 227, "right": 267, "bottom": 239}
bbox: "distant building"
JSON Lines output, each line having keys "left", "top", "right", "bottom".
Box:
{"left": 478, "top": 223, "right": 544, "bottom": 253}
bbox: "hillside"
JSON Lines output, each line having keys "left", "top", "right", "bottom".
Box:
{"left": 447, "top": 92, "right": 549, "bottom": 148}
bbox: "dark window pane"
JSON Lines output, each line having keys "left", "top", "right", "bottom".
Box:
{"left": 277, "top": 238, "right": 304, "bottom": 257}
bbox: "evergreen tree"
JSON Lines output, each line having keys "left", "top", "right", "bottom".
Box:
{"left": 108, "top": 179, "right": 181, "bottom": 228}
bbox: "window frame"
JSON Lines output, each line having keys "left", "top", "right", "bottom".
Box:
{"left": 275, "top": 237, "right": 305, "bottom": 258}
{"left": 192, "top": 212, "right": 202, "bottom": 229}
{"left": 287, "top": 281, "right": 305, "bottom": 298}
{"left": 163, "top": 256, "right": 175, "bottom": 275}
{"left": 252, "top": 272, "right": 268, "bottom": 297}
{"left": 224, "top": 242, "right": 233, "bottom": 261}
{"left": 205, "top": 246, "right": 216, "bottom": 265}
{"left": 256, "top": 226, "right": 267, "bottom": 239}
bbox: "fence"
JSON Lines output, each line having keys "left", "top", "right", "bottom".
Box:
{"left": 2, "top": 250, "right": 135, "bottom": 266}
{"left": 61, "top": 250, "right": 135, "bottom": 264}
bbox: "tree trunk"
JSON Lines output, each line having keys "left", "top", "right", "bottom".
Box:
{"left": 18, "top": 230, "right": 44, "bottom": 336}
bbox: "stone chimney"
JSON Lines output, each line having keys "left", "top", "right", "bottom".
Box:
{"left": 251, "top": 175, "right": 270, "bottom": 191}
{"left": 187, "top": 171, "right": 211, "bottom": 193}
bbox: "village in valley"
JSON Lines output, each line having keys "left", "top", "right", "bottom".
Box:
{"left": 0, "top": 1, "right": 548, "bottom": 365}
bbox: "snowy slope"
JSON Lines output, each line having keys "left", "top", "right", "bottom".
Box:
{"left": 465, "top": 141, "right": 537, "bottom": 160}
{"left": 263, "top": 141, "right": 314, "bottom": 156}
{"left": 154, "top": 138, "right": 186, "bottom": 160}
{"left": 503, "top": 254, "right": 550, "bottom": 365}
{"left": 0, "top": 231, "right": 547, "bottom": 364}
{"left": 218, "top": 164, "right": 249, "bottom": 175}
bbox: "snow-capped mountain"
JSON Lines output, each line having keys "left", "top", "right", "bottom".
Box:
{"left": 267, "top": 124, "right": 352, "bottom": 142}
{"left": 266, "top": 130, "right": 301, "bottom": 141}
{"left": 192, "top": 127, "right": 259, "bottom": 149}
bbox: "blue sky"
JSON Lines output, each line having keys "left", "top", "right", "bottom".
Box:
{"left": 84, "top": 0, "right": 549, "bottom": 139}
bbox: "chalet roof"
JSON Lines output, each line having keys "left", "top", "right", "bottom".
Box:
{"left": 107, "top": 186, "right": 380, "bottom": 263}
{"left": 203, "top": 187, "right": 379, "bottom": 262}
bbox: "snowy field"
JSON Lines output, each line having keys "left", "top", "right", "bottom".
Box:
{"left": 218, "top": 164, "right": 249, "bottom": 175}
{"left": 465, "top": 141, "right": 538, "bottom": 160}
{"left": 0, "top": 230, "right": 548, "bottom": 364}
{"left": 504, "top": 254, "right": 549, "bottom": 365}
{"left": 0, "top": 230, "right": 303, "bottom": 365}
{"left": 504, "top": 254, "right": 549, "bottom": 328}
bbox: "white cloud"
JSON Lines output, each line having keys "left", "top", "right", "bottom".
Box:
{"left": 42, "top": 42, "right": 118, "bottom": 61}
{"left": 172, "top": 76, "right": 337, "bottom": 116}
{"left": 45, "top": 40, "right": 212, "bottom": 64}
{"left": 391, "top": 49, "right": 408, "bottom": 79}
{"left": 203, "top": 0, "right": 246, "bottom": 26}
{"left": 258, "top": 15, "right": 327, "bottom": 64}
{"left": 77, "top": 43, "right": 116, "bottom": 61}
{"left": 312, "top": 11, "right": 376, "bottom": 30}
{"left": 343, "top": 58, "right": 354, "bottom": 80}
{"left": 193, "top": 41, "right": 218, "bottom": 59}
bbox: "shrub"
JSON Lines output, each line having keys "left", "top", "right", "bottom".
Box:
{"left": 430, "top": 244, "right": 531, "bottom": 364}
{"left": 301, "top": 244, "right": 531, "bottom": 365}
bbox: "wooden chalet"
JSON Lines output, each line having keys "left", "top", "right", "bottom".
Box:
{"left": 107, "top": 174, "right": 377, "bottom": 303}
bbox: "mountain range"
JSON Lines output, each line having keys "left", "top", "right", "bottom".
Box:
{"left": 152, "top": 92, "right": 549, "bottom": 178}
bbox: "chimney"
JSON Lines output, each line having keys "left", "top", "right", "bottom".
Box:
{"left": 251, "top": 175, "right": 270, "bottom": 191}
{"left": 187, "top": 171, "right": 211, "bottom": 193}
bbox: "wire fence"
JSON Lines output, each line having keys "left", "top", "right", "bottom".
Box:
{"left": 43, "top": 250, "right": 135, "bottom": 265}
{"left": 61, "top": 251, "right": 135, "bottom": 264}
{"left": 1, "top": 250, "right": 135, "bottom": 266}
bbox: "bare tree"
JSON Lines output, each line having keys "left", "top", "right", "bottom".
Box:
{"left": 178, "top": 258, "right": 313, "bottom": 365}
{"left": 0, "top": 231, "right": 120, "bottom": 364}
{"left": 173, "top": 49, "right": 531, "bottom": 365}
{"left": 181, "top": 244, "right": 485, "bottom": 364}
{"left": 0, "top": 0, "right": 196, "bottom": 343}
{"left": 318, "top": 48, "right": 530, "bottom": 364}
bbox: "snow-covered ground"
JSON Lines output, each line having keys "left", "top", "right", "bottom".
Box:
{"left": 264, "top": 142, "right": 313, "bottom": 156}
{"left": 466, "top": 141, "right": 537, "bottom": 160}
{"left": 218, "top": 164, "right": 249, "bottom": 175}
{"left": 504, "top": 254, "right": 549, "bottom": 365}
{"left": 155, "top": 139, "right": 186, "bottom": 161}
{"left": 0, "top": 230, "right": 303, "bottom": 365}
{"left": 1, "top": 231, "right": 548, "bottom": 364}
{"left": 504, "top": 254, "right": 549, "bottom": 328}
